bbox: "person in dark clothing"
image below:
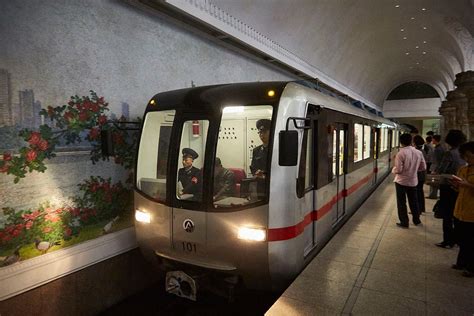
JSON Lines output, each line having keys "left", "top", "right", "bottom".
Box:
{"left": 428, "top": 134, "right": 446, "bottom": 199}
{"left": 424, "top": 135, "right": 434, "bottom": 173}
{"left": 413, "top": 135, "right": 427, "bottom": 213}
{"left": 178, "top": 148, "right": 202, "bottom": 200}
{"left": 435, "top": 130, "right": 467, "bottom": 248}
{"left": 250, "top": 119, "right": 271, "bottom": 179}
{"left": 213, "top": 157, "right": 235, "bottom": 201}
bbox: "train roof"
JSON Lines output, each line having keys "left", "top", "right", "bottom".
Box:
{"left": 147, "top": 81, "right": 398, "bottom": 128}
{"left": 283, "top": 82, "right": 397, "bottom": 127}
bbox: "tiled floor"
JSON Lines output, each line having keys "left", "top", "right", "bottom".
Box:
{"left": 266, "top": 176, "right": 474, "bottom": 315}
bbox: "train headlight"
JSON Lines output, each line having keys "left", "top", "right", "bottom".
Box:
{"left": 135, "top": 209, "right": 151, "bottom": 223}
{"left": 237, "top": 227, "right": 266, "bottom": 242}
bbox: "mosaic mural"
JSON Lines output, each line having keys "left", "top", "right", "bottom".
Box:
{"left": 0, "top": 69, "right": 138, "bottom": 265}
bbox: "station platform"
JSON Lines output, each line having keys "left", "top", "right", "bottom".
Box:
{"left": 266, "top": 176, "right": 474, "bottom": 315}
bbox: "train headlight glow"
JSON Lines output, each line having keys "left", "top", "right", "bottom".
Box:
{"left": 135, "top": 210, "right": 151, "bottom": 223}
{"left": 237, "top": 227, "right": 266, "bottom": 242}
{"left": 267, "top": 90, "right": 275, "bottom": 97}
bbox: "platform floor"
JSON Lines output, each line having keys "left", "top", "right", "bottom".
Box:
{"left": 266, "top": 176, "right": 474, "bottom": 315}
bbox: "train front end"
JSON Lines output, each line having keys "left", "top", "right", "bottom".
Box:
{"left": 133, "top": 83, "right": 285, "bottom": 300}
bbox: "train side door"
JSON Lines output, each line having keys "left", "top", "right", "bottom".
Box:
{"left": 299, "top": 105, "right": 317, "bottom": 256}
{"left": 332, "top": 123, "right": 347, "bottom": 225}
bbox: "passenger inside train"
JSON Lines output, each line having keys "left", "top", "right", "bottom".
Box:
{"left": 212, "top": 157, "right": 235, "bottom": 201}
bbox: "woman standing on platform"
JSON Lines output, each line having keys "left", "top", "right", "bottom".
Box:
{"left": 435, "top": 130, "right": 467, "bottom": 248}
{"left": 451, "top": 141, "right": 474, "bottom": 277}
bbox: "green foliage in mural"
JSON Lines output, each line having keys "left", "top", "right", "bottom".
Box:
{"left": 0, "top": 92, "right": 139, "bottom": 265}
{"left": 0, "top": 91, "right": 139, "bottom": 183}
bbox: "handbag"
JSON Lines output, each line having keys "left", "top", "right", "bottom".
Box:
{"left": 433, "top": 200, "right": 443, "bottom": 219}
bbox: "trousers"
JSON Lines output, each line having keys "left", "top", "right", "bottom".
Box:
{"left": 395, "top": 182, "right": 420, "bottom": 226}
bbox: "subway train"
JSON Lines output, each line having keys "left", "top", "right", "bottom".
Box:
{"left": 133, "top": 81, "right": 401, "bottom": 300}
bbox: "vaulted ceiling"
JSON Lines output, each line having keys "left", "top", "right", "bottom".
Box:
{"left": 210, "top": 0, "right": 474, "bottom": 106}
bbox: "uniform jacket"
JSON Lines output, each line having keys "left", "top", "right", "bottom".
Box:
{"left": 250, "top": 144, "right": 268, "bottom": 175}
{"left": 178, "top": 166, "right": 202, "bottom": 195}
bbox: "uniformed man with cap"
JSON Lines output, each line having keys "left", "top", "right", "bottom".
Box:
{"left": 178, "top": 148, "right": 202, "bottom": 199}
{"left": 250, "top": 119, "right": 271, "bottom": 179}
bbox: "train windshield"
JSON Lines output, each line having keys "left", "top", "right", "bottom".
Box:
{"left": 212, "top": 105, "right": 273, "bottom": 209}
{"left": 136, "top": 105, "right": 274, "bottom": 210}
{"left": 136, "top": 110, "right": 175, "bottom": 201}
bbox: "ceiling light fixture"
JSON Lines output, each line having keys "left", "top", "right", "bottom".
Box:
{"left": 401, "top": 28, "right": 405, "bottom": 32}
{"left": 415, "top": 46, "right": 419, "bottom": 49}
{"left": 405, "top": 52, "right": 410, "bottom": 55}
{"left": 422, "top": 51, "right": 427, "bottom": 54}
{"left": 411, "top": 17, "right": 415, "bottom": 20}
{"left": 395, "top": 4, "right": 400, "bottom": 8}
{"left": 423, "top": 26, "right": 427, "bottom": 30}
{"left": 421, "top": 8, "right": 426, "bottom": 11}
{"left": 423, "top": 41, "right": 427, "bottom": 44}
{"left": 403, "top": 37, "right": 407, "bottom": 40}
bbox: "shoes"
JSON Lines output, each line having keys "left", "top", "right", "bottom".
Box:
{"left": 413, "top": 221, "right": 422, "bottom": 226}
{"left": 426, "top": 196, "right": 437, "bottom": 199}
{"left": 396, "top": 223, "right": 409, "bottom": 228}
{"left": 462, "top": 271, "right": 474, "bottom": 278}
{"left": 435, "top": 242, "right": 454, "bottom": 248}
{"left": 451, "top": 264, "right": 465, "bottom": 270}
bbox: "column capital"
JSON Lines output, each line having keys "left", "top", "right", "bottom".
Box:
{"left": 454, "top": 70, "right": 474, "bottom": 90}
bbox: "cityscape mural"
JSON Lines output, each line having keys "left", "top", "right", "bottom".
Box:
{"left": 0, "top": 68, "right": 137, "bottom": 266}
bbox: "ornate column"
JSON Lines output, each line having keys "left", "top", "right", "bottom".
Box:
{"left": 454, "top": 71, "right": 474, "bottom": 140}
{"left": 439, "top": 71, "right": 474, "bottom": 138}
{"left": 439, "top": 90, "right": 466, "bottom": 136}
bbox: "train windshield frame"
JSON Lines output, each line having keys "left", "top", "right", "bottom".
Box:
{"left": 135, "top": 103, "right": 276, "bottom": 212}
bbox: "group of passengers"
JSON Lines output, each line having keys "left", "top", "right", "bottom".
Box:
{"left": 392, "top": 129, "right": 474, "bottom": 278}
{"left": 177, "top": 119, "right": 271, "bottom": 202}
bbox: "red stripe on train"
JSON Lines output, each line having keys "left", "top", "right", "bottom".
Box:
{"left": 267, "top": 171, "right": 375, "bottom": 242}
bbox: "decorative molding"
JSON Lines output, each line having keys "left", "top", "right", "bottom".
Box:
{"left": 0, "top": 227, "right": 137, "bottom": 301}
{"left": 159, "top": 0, "right": 382, "bottom": 111}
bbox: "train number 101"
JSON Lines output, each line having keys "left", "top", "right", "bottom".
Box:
{"left": 181, "top": 242, "right": 197, "bottom": 252}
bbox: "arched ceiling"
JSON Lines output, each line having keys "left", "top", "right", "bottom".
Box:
{"left": 210, "top": 0, "right": 474, "bottom": 106}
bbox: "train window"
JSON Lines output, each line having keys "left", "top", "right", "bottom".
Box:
{"left": 176, "top": 120, "right": 209, "bottom": 202}
{"left": 363, "top": 125, "right": 371, "bottom": 159}
{"left": 393, "top": 130, "right": 398, "bottom": 148}
{"left": 297, "top": 123, "right": 313, "bottom": 198}
{"left": 354, "top": 123, "right": 363, "bottom": 162}
{"left": 136, "top": 110, "right": 175, "bottom": 201}
{"left": 213, "top": 105, "right": 273, "bottom": 208}
{"left": 381, "top": 128, "right": 388, "bottom": 152}
{"left": 339, "top": 130, "right": 345, "bottom": 174}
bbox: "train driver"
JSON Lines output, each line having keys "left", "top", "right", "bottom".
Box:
{"left": 178, "top": 148, "right": 202, "bottom": 199}
{"left": 250, "top": 119, "right": 271, "bottom": 179}
{"left": 213, "top": 157, "right": 235, "bottom": 201}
